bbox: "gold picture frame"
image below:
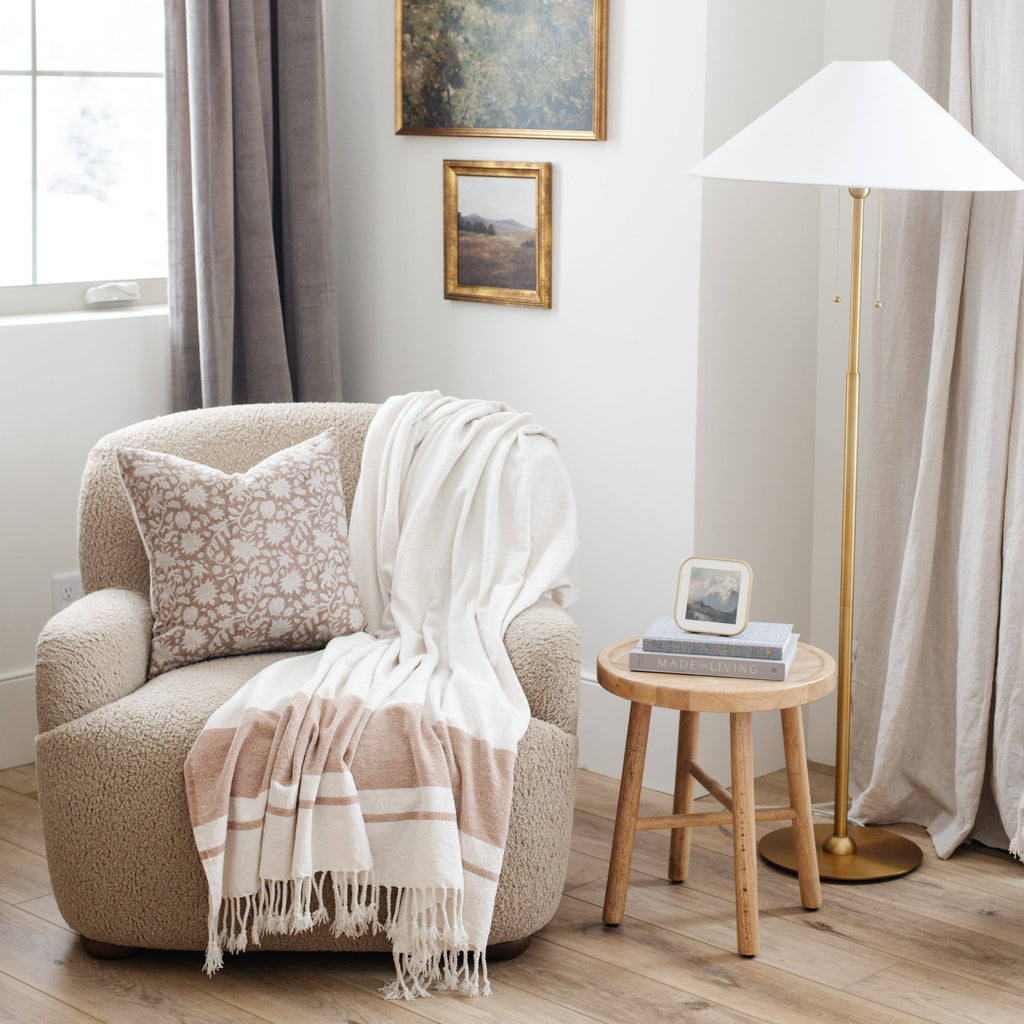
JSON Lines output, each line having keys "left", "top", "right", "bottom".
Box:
{"left": 443, "top": 160, "right": 552, "bottom": 309}
{"left": 396, "top": 0, "right": 608, "bottom": 140}
{"left": 674, "top": 556, "right": 754, "bottom": 636}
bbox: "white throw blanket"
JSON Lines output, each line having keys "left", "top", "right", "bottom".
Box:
{"left": 183, "top": 392, "right": 579, "bottom": 998}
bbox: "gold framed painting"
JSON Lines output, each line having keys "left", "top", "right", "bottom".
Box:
{"left": 443, "top": 160, "right": 552, "bottom": 309}
{"left": 396, "top": 0, "right": 608, "bottom": 140}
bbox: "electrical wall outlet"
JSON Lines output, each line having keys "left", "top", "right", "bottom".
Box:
{"left": 51, "top": 571, "right": 84, "bottom": 613}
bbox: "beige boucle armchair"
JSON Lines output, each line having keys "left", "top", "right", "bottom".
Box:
{"left": 35, "top": 402, "right": 581, "bottom": 959}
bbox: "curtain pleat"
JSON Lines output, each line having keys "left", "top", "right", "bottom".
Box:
{"left": 850, "top": 0, "right": 1024, "bottom": 856}
{"left": 165, "top": 0, "right": 341, "bottom": 410}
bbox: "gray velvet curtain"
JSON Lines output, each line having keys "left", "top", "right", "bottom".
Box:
{"left": 165, "top": 0, "right": 342, "bottom": 410}
{"left": 850, "top": 0, "right": 1024, "bottom": 857}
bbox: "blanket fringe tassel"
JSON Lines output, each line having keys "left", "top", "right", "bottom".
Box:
{"left": 383, "top": 947, "right": 490, "bottom": 1000}
{"left": 203, "top": 873, "right": 486, "bottom": 997}
{"left": 1013, "top": 803, "right": 1024, "bottom": 861}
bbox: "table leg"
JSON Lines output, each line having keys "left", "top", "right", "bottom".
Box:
{"left": 669, "top": 710, "right": 700, "bottom": 882}
{"left": 780, "top": 705, "right": 822, "bottom": 910}
{"left": 603, "top": 701, "right": 652, "bottom": 926}
{"left": 730, "top": 711, "right": 759, "bottom": 956}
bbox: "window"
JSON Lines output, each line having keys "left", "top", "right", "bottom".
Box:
{"left": 0, "top": 0, "right": 166, "bottom": 314}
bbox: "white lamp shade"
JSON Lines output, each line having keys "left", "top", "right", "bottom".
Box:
{"left": 690, "top": 60, "right": 1024, "bottom": 192}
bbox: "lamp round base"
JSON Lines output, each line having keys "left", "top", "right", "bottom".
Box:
{"left": 759, "top": 822, "right": 923, "bottom": 882}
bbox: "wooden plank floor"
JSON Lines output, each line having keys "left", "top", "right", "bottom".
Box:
{"left": 2, "top": 760, "right": 1022, "bottom": 1023}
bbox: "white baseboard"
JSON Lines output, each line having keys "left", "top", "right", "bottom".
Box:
{"left": 0, "top": 672, "right": 37, "bottom": 770}
{"left": 577, "top": 671, "right": 788, "bottom": 795}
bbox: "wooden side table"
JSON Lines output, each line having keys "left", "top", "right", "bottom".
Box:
{"left": 596, "top": 639, "right": 837, "bottom": 957}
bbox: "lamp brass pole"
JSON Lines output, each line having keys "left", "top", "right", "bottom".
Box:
{"left": 759, "top": 187, "right": 923, "bottom": 881}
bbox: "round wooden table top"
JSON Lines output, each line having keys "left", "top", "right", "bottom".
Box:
{"left": 596, "top": 639, "right": 837, "bottom": 713}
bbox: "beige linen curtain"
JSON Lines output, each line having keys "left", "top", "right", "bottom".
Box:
{"left": 165, "top": 0, "right": 342, "bottom": 409}
{"left": 850, "top": 0, "right": 1024, "bottom": 857}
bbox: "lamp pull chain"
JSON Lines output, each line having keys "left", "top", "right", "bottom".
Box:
{"left": 874, "top": 189, "right": 884, "bottom": 309}
{"left": 833, "top": 187, "right": 842, "bottom": 303}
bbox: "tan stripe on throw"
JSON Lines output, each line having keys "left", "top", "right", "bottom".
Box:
{"left": 185, "top": 706, "right": 281, "bottom": 828}
{"left": 462, "top": 859, "right": 501, "bottom": 883}
{"left": 270, "top": 693, "right": 370, "bottom": 787}
{"left": 260, "top": 794, "right": 360, "bottom": 816}
{"left": 226, "top": 819, "right": 264, "bottom": 831}
{"left": 349, "top": 703, "right": 453, "bottom": 791}
{"left": 439, "top": 724, "right": 517, "bottom": 848}
{"left": 362, "top": 810, "right": 458, "bottom": 824}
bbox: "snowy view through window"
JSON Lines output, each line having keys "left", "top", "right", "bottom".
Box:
{"left": 0, "top": 0, "right": 166, "bottom": 288}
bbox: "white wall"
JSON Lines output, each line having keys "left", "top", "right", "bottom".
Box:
{"left": 0, "top": 310, "right": 172, "bottom": 767}
{"left": 320, "top": 2, "right": 897, "bottom": 789}
{"left": 325, "top": 1, "right": 848, "bottom": 789}
{"left": 695, "top": 1, "right": 824, "bottom": 632}
{"left": 0, "top": 1, "right": 896, "bottom": 782}
{"left": 692, "top": 2, "right": 826, "bottom": 779}
{"left": 324, "top": 1, "right": 710, "bottom": 788}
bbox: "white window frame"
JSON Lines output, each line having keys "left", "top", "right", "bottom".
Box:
{"left": 0, "top": 3, "right": 167, "bottom": 317}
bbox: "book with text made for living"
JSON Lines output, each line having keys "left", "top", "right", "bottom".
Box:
{"left": 630, "top": 633, "right": 799, "bottom": 681}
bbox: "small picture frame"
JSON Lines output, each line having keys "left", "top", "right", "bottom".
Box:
{"left": 443, "top": 160, "right": 552, "bottom": 309}
{"left": 674, "top": 556, "right": 753, "bottom": 636}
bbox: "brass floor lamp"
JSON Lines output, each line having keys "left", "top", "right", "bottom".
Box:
{"left": 691, "top": 61, "right": 1024, "bottom": 881}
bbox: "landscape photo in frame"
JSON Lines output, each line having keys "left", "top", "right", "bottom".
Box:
{"left": 674, "top": 557, "right": 753, "bottom": 636}
{"left": 396, "top": 0, "right": 608, "bottom": 139}
{"left": 443, "top": 160, "right": 552, "bottom": 308}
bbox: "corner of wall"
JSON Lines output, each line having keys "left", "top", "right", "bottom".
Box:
{"left": 0, "top": 309, "right": 172, "bottom": 767}
{"left": 0, "top": 674, "right": 37, "bottom": 770}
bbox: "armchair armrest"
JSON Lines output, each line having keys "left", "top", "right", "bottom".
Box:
{"left": 504, "top": 596, "right": 581, "bottom": 734}
{"left": 35, "top": 588, "right": 152, "bottom": 733}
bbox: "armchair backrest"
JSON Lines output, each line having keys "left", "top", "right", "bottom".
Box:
{"left": 77, "top": 402, "right": 379, "bottom": 596}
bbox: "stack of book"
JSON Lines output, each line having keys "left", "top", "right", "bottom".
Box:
{"left": 630, "top": 617, "right": 798, "bottom": 680}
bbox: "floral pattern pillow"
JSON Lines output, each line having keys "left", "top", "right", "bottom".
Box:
{"left": 116, "top": 429, "right": 366, "bottom": 678}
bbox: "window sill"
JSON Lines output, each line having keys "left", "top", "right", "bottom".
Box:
{"left": 0, "top": 304, "right": 169, "bottom": 331}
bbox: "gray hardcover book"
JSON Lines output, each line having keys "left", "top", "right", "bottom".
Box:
{"left": 629, "top": 634, "right": 799, "bottom": 681}
{"left": 641, "top": 616, "right": 795, "bottom": 660}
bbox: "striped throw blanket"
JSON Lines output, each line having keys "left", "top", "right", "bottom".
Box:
{"left": 184, "top": 392, "right": 579, "bottom": 998}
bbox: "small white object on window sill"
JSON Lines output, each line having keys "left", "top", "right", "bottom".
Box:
{"left": 83, "top": 281, "right": 141, "bottom": 308}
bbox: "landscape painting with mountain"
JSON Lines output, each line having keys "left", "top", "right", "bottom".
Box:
{"left": 398, "top": 0, "right": 606, "bottom": 138}
{"left": 674, "top": 556, "right": 753, "bottom": 636}
{"left": 685, "top": 568, "right": 741, "bottom": 626}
